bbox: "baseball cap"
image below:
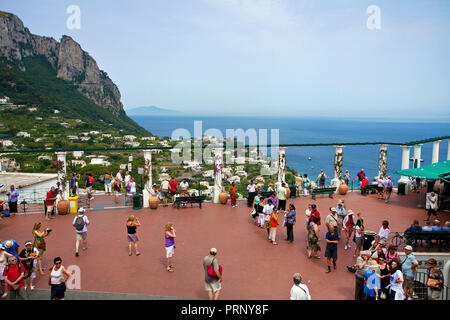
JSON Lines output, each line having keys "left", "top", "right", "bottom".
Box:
{"left": 78, "top": 207, "right": 86, "bottom": 213}
{"left": 210, "top": 248, "right": 217, "bottom": 254}
{"left": 311, "top": 204, "right": 317, "bottom": 209}
{"left": 330, "top": 207, "right": 336, "bottom": 212}
{"left": 25, "top": 241, "right": 32, "bottom": 246}
{"left": 404, "top": 245, "right": 413, "bottom": 251}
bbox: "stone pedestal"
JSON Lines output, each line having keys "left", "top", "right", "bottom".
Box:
{"left": 277, "top": 147, "right": 287, "bottom": 186}
{"left": 331, "top": 145, "right": 344, "bottom": 189}
{"left": 142, "top": 150, "right": 152, "bottom": 208}
{"left": 413, "top": 144, "right": 423, "bottom": 168}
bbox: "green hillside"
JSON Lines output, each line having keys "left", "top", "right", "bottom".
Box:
{"left": 0, "top": 55, "right": 150, "bottom": 137}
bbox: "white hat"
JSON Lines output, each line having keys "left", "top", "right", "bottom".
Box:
{"left": 210, "top": 248, "right": 217, "bottom": 254}
{"left": 404, "top": 245, "right": 413, "bottom": 251}
{"left": 4, "top": 240, "right": 13, "bottom": 249}
{"left": 78, "top": 207, "right": 86, "bottom": 213}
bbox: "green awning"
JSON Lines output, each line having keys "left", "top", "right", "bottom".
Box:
{"left": 395, "top": 160, "right": 450, "bottom": 180}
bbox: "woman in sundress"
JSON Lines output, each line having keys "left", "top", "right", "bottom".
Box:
{"left": 307, "top": 216, "right": 321, "bottom": 259}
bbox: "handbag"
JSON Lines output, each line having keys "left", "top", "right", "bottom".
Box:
{"left": 206, "top": 258, "right": 222, "bottom": 278}
{"left": 426, "top": 278, "right": 440, "bottom": 289}
{"left": 250, "top": 209, "right": 257, "bottom": 218}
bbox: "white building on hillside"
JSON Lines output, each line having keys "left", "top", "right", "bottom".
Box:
{"left": 16, "top": 132, "right": 31, "bottom": 138}
{"left": 124, "top": 135, "right": 136, "bottom": 141}
{"left": 0, "top": 96, "right": 10, "bottom": 104}
{"left": 73, "top": 151, "right": 84, "bottom": 158}
{"left": 1, "top": 140, "right": 14, "bottom": 147}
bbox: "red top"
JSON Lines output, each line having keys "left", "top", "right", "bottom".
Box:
{"left": 3, "top": 263, "right": 25, "bottom": 290}
{"left": 309, "top": 210, "right": 321, "bottom": 225}
{"left": 270, "top": 212, "right": 278, "bottom": 228}
{"left": 169, "top": 180, "right": 178, "bottom": 192}
{"left": 361, "top": 178, "right": 369, "bottom": 188}
{"left": 46, "top": 190, "right": 56, "bottom": 206}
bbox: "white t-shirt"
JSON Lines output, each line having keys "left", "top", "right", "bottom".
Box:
{"left": 73, "top": 215, "right": 89, "bottom": 233}
{"left": 355, "top": 226, "right": 363, "bottom": 238}
{"left": 290, "top": 284, "right": 311, "bottom": 300}
{"left": 180, "top": 181, "right": 189, "bottom": 191}
{"left": 247, "top": 184, "right": 256, "bottom": 193}
{"left": 377, "top": 179, "right": 385, "bottom": 187}
{"left": 263, "top": 204, "right": 274, "bottom": 215}
{"left": 378, "top": 227, "right": 390, "bottom": 240}
{"left": 116, "top": 172, "right": 123, "bottom": 182}
{"left": 161, "top": 180, "right": 170, "bottom": 190}
{"left": 305, "top": 209, "right": 312, "bottom": 222}
{"left": 390, "top": 270, "right": 404, "bottom": 293}
{"left": 129, "top": 182, "right": 136, "bottom": 193}
{"left": 124, "top": 175, "right": 131, "bottom": 184}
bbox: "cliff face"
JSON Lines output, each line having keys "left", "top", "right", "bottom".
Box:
{"left": 0, "top": 11, "right": 123, "bottom": 115}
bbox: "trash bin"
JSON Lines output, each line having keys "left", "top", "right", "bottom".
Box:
{"left": 289, "top": 185, "right": 297, "bottom": 198}
{"left": 69, "top": 196, "right": 79, "bottom": 214}
{"left": 398, "top": 182, "right": 406, "bottom": 195}
{"left": 133, "top": 193, "right": 143, "bottom": 210}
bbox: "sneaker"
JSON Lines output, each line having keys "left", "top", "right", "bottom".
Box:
{"left": 344, "top": 245, "right": 348, "bottom": 250}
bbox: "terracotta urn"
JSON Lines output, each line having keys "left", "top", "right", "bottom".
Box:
{"left": 219, "top": 192, "right": 229, "bottom": 204}
{"left": 285, "top": 186, "right": 291, "bottom": 199}
{"left": 149, "top": 195, "right": 159, "bottom": 209}
{"left": 339, "top": 183, "right": 349, "bottom": 195}
{"left": 57, "top": 200, "right": 69, "bottom": 215}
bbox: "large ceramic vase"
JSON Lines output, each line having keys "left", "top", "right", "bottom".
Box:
{"left": 57, "top": 200, "right": 69, "bottom": 215}
{"left": 285, "top": 186, "right": 291, "bottom": 199}
{"left": 219, "top": 192, "right": 229, "bottom": 204}
{"left": 149, "top": 195, "right": 159, "bottom": 209}
{"left": 339, "top": 183, "right": 349, "bottom": 195}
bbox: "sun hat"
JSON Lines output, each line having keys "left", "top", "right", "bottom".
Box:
{"left": 404, "top": 245, "right": 413, "bottom": 251}
{"left": 78, "top": 207, "right": 86, "bottom": 213}
{"left": 25, "top": 241, "right": 33, "bottom": 246}
{"left": 330, "top": 207, "right": 336, "bottom": 212}
{"left": 368, "top": 260, "right": 380, "bottom": 270}
{"left": 379, "top": 241, "right": 386, "bottom": 245}
{"left": 347, "top": 210, "right": 354, "bottom": 215}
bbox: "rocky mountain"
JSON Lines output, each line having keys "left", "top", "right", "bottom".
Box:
{"left": 0, "top": 11, "right": 123, "bottom": 116}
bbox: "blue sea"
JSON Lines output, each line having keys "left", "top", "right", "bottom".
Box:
{"left": 131, "top": 116, "right": 450, "bottom": 187}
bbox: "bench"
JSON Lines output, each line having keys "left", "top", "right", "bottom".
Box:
{"left": 310, "top": 187, "right": 337, "bottom": 200}
{"left": 361, "top": 185, "right": 381, "bottom": 195}
{"left": 404, "top": 231, "right": 450, "bottom": 251}
{"left": 174, "top": 196, "right": 205, "bottom": 209}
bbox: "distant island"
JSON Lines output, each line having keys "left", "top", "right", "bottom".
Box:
{"left": 126, "top": 106, "right": 181, "bottom": 116}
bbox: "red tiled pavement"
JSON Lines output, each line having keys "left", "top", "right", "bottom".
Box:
{"left": 1, "top": 191, "right": 448, "bottom": 300}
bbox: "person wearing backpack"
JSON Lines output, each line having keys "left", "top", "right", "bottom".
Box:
{"left": 73, "top": 207, "right": 90, "bottom": 257}
{"left": 203, "top": 248, "right": 222, "bottom": 300}
{"left": 2, "top": 256, "right": 27, "bottom": 300}
{"left": 316, "top": 170, "right": 327, "bottom": 188}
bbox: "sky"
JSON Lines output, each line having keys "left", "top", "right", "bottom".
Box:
{"left": 1, "top": 0, "right": 450, "bottom": 119}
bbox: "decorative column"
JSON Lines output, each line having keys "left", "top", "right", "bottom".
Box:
{"left": 55, "top": 152, "right": 69, "bottom": 200}
{"left": 432, "top": 140, "right": 441, "bottom": 164}
{"left": 330, "top": 145, "right": 344, "bottom": 188}
{"left": 142, "top": 150, "right": 152, "bottom": 208}
{"left": 413, "top": 144, "right": 423, "bottom": 168}
{"left": 213, "top": 148, "right": 223, "bottom": 204}
{"left": 447, "top": 139, "right": 450, "bottom": 161}
{"left": 399, "top": 145, "right": 412, "bottom": 194}
{"left": 276, "top": 147, "right": 287, "bottom": 191}
{"left": 378, "top": 144, "right": 388, "bottom": 178}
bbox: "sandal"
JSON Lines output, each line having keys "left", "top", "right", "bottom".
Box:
{"left": 30, "top": 285, "right": 35, "bottom": 291}
{"left": 129, "top": 252, "right": 132, "bottom": 256}
{"left": 1, "top": 293, "right": 7, "bottom": 299}
{"left": 136, "top": 252, "right": 141, "bottom": 256}
{"left": 314, "top": 256, "right": 321, "bottom": 259}
{"left": 167, "top": 267, "right": 174, "bottom": 272}
{"left": 272, "top": 242, "right": 278, "bottom": 245}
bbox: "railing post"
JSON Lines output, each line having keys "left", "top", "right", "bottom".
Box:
{"left": 413, "top": 144, "right": 423, "bottom": 168}
{"left": 398, "top": 145, "right": 412, "bottom": 194}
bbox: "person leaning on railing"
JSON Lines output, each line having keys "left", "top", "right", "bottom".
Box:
{"left": 426, "top": 258, "right": 443, "bottom": 300}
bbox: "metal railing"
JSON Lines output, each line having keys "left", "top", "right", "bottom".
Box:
{"left": 414, "top": 271, "right": 449, "bottom": 300}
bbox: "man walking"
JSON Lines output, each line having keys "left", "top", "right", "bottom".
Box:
{"left": 325, "top": 225, "right": 339, "bottom": 273}
{"left": 290, "top": 273, "right": 311, "bottom": 300}
{"left": 402, "top": 245, "right": 418, "bottom": 300}
{"left": 6, "top": 185, "right": 19, "bottom": 215}
{"left": 203, "top": 248, "right": 222, "bottom": 300}
{"left": 277, "top": 183, "right": 287, "bottom": 212}
{"left": 73, "top": 208, "right": 90, "bottom": 257}
{"left": 383, "top": 176, "right": 393, "bottom": 203}
{"left": 45, "top": 186, "right": 57, "bottom": 221}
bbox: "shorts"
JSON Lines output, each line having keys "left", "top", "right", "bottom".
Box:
{"left": 165, "top": 245, "right": 175, "bottom": 258}
{"left": 162, "top": 189, "right": 169, "bottom": 198}
{"left": 127, "top": 233, "right": 139, "bottom": 242}
{"left": 403, "top": 275, "right": 415, "bottom": 289}
{"left": 114, "top": 190, "right": 121, "bottom": 197}
{"left": 51, "top": 283, "right": 66, "bottom": 300}
{"left": 205, "top": 280, "right": 221, "bottom": 292}
{"left": 46, "top": 205, "right": 53, "bottom": 214}
{"left": 76, "top": 232, "right": 87, "bottom": 241}
{"left": 86, "top": 186, "right": 93, "bottom": 192}
{"left": 0, "top": 266, "right": 4, "bottom": 280}
{"left": 355, "top": 237, "right": 363, "bottom": 248}
{"left": 325, "top": 245, "right": 338, "bottom": 260}
{"left": 170, "top": 190, "right": 177, "bottom": 196}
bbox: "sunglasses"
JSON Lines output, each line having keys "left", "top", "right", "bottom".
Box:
{"left": 55, "top": 262, "right": 62, "bottom": 265}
